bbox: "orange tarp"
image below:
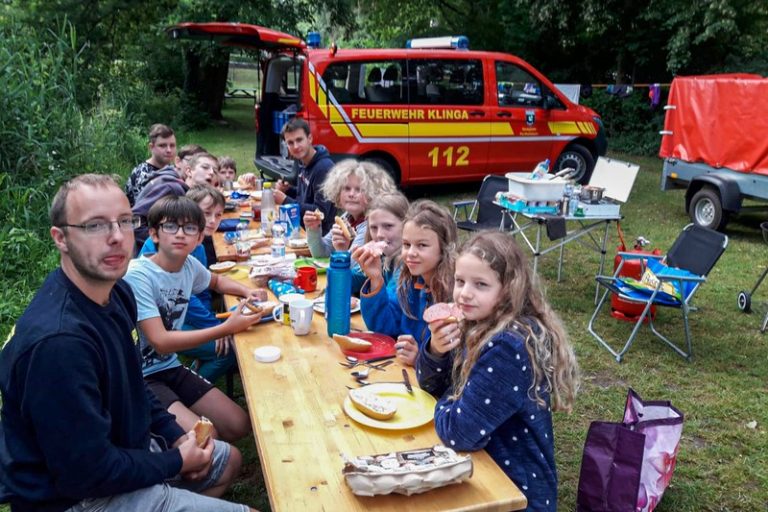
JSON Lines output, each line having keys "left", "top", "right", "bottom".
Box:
{"left": 659, "top": 74, "right": 768, "bottom": 175}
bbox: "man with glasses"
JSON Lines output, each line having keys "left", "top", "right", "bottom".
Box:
{"left": 0, "top": 174, "right": 256, "bottom": 511}
{"left": 124, "top": 195, "right": 264, "bottom": 444}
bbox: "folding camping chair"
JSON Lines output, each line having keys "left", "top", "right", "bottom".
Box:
{"left": 452, "top": 174, "right": 511, "bottom": 231}
{"left": 588, "top": 224, "right": 728, "bottom": 362}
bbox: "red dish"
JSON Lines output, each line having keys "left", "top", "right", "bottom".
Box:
{"left": 341, "top": 332, "right": 396, "bottom": 360}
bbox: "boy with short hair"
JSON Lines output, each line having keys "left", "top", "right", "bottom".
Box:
{"left": 126, "top": 123, "right": 177, "bottom": 205}
{"left": 139, "top": 185, "right": 233, "bottom": 382}
{"left": 125, "top": 195, "right": 262, "bottom": 443}
{"left": 176, "top": 144, "right": 208, "bottom": 178}
{"left": 218, "top": 156, "right": 237, "bottom": 183}
{"left": 184, "top": 152, "right": 220, "bottom": 187}
{"left": 132, "top": 152, "right": 221, "bottom": 254}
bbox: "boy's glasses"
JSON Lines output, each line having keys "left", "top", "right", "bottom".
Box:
{"left": 159, "top": 222, "right": 201, "bottom": 236}
{"left": 59, "top": 215, "right": 140, "bottom": 235}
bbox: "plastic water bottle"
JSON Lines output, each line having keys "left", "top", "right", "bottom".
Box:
{"left": 270, "top": 223, "right": 286, "bottom": 259}
{"left": 530, "top": 159, "right": 550, "bottom": 180}
{"left": 326, "top": 251, "right": 352, "bottom": 337}
{"left": 261, "top": 182, "right": 276, "bottom": 233}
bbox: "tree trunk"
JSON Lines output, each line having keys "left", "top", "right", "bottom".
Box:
{"left": 183, "top": 48, "right": 230, "bottom": 121}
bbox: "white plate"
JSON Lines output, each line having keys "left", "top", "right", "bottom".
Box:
{"left": 313, "top": 296, "right": 360, "bottom": 314}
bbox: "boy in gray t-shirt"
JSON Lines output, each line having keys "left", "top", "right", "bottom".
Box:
{"left": 125, "top": 195, "right": 266, "bottom": 443}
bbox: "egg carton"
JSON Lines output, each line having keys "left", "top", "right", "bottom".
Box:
{"left": 342, "top": 445, "right": 473, "bottom": 497}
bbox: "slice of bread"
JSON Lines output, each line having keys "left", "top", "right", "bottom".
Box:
{"left": 333, "top": 334, "right": 372, "bottom": 352}
{"left": 349, "top": 389, "right": 397, "bottom": 420}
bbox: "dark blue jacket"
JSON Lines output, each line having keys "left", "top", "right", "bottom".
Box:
{"left": 0, "top": 270, "right": 184, "bottom": 512}
{"left": 284, "top": 145, "right": 336, "bottom": 234}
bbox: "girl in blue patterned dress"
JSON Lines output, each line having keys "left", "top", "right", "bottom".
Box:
{"left": 416, "top": 231, "right": 579, "bottom": 511}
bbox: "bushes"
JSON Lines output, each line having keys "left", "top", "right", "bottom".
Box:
{"left": 582, "top": 89, "right": 667, "bottom": 156}
{"left": 0, "top": 19, "right": 147, "bottom": 339}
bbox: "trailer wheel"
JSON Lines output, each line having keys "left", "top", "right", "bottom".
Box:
{"left": 555, "top": 144, "right": 594, "bottom": 185}
{"left": 737, "top": 291, "right": 752, "bottom": 313}
{"left": 690, "top": 188, "right": 729, "bottom": 231}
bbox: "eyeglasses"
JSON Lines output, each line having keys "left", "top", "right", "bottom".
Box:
{"left": 159, "top": 221, "right": 201, "bottom": 236}
{"left": 59, "top": 215, "right": 140, "bottom": 235}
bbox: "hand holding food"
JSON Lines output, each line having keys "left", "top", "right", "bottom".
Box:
{"left": 224, "top": 299, "right": 266, "bottom": 331}
{"left": 333, "top": 333, "right": 372, "bottom": 352}
{"left": 423, "top": 302, "right": 463, "bottom": 324}
{"left": 348, "top": 388, "right": 397, "bottom": 420}
{"left": 334, "top": 215, "right": 356, "bottom": 240}
{"left": 237, "top": 173, "right": 257, "bottom": 189}
{"left": 193, "top": 417, "right": 214, "bottom": 447}
{"left": 303, "top": 209, "right": 324, "bottom": 230}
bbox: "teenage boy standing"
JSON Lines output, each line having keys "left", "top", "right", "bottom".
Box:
{"left": 126, "top": 124, "right": 177, "bottom": 205}
{"left": 273, "top": 118, "right": 336, "bottom": 233}
{"left": 0, "top": 174, "right": 254, "bottom": 512}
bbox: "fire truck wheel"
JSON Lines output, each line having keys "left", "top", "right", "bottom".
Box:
{"left": 737, "top": 291, "right": 751, "bottom": 313}
{"left": 690, "top": 187, "right": 729, "bottom": 231}
{"left": 363, "top": 156, "right": 400, "bottom": 185}
{"left": 555, "top": 144, "right": 594, "bottom": 185}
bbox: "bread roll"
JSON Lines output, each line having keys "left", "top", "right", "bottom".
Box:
{"left": 193, "top": 417, "right": 213, "bottom": 447}
{"left": 333, "top": 333, "right": 372, "bottom": 352}
{"left": 349, "top": 389, "right": 397, "bottom": 420}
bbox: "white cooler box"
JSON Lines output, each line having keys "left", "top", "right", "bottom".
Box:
{"left": 505, "top": 173, "right": 567, "bottom": 201}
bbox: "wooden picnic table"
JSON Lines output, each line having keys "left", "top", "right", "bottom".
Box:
{"left": 213, "top": 214, "right": 528, "bottom": 511}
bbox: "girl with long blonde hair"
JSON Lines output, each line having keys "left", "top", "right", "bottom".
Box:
{"left": 417, "top": 231, "right": 579, "bottom": 510}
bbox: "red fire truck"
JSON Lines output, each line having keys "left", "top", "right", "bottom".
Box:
{"left": 169, "top": 23, "right": 607, "bottom": 186}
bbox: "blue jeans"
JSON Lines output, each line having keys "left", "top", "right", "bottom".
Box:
{"left": 65, "top": 440, "right": 248, "bottom": 512}
{"left": 179, "top": 332, "right": 237, "bottom": 384}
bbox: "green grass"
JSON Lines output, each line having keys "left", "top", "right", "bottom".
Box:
{"left": 195, "top": 99, "right": 768, "bottom": 510}
{"left": 3, "top": 98, "right": 767, "bottom": 511}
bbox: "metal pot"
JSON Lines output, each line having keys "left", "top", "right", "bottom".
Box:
{"left": 581, "top": 186, "right": 605, "bottom": 203}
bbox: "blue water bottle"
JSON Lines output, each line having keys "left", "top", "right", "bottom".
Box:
{"left": 326, "top": 251, "right": 352, "bottom": 337}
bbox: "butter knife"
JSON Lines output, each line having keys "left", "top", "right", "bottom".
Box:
{"left": 402, "top": 369, "right": 414, "bottom": 395}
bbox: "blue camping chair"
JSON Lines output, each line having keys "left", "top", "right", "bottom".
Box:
{"left": 588, "top": 224, "right": 728, "bottom": 362}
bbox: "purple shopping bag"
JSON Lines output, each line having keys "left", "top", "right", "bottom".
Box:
{"left": 576, "top": 389, "right": 684, "bottom": 512}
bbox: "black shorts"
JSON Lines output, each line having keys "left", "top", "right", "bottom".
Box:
{"left": 145, "top": 365, "right": 214, "bottom": 409}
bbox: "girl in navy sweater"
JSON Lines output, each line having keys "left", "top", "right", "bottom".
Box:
{"left": 417, "top": 231, "right": 579, "bottom": 511}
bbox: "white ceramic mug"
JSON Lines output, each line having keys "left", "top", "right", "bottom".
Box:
{"left": 288, "top": 298, "right": 314, "bottom": 336}
{"left": 273, "top": 293, "right": 305, "bottom": 326}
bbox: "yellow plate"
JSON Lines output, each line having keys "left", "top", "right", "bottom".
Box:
{"left": 343, "top": 383, "right": 437, "bottom": 430}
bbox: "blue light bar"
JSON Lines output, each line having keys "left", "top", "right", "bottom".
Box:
{"left": 406, "top": 36, "right": 469, "bottom": 50}
{"left": 307, "top": 31, "right": 322, "bottom": 49}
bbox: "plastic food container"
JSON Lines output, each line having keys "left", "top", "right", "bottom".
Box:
{"left": 342, "top": 445, "right": 473, "bottom": 497}
{"left": 506, "top": 172, "right": 567, "bottom": 201}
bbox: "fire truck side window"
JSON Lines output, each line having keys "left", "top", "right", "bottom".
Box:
{"left": 323, "top": 60, "right": 405, "bottom": 104}
{"left": 495, "top": 61, "right": 544, "bottom": 108}
{"left": 407, "top": 59, "right": 483, "bottom": 106}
